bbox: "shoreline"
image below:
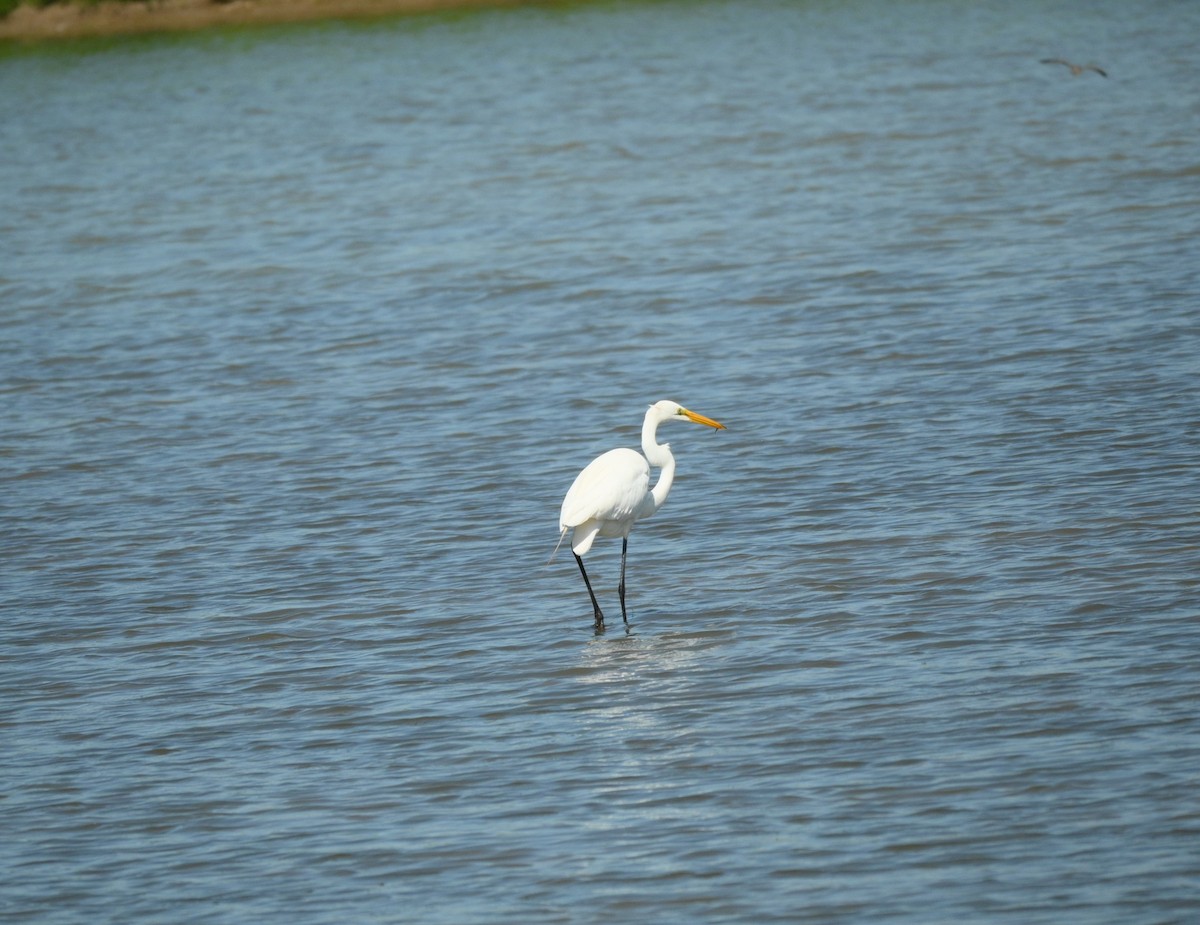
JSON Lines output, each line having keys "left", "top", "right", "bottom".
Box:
{"left": 0, "top": 0, "right": 548, "bottom": 42}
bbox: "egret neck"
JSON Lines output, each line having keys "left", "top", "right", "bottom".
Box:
{"left": 642, "top": 409, "right": 676, "bottom": 519}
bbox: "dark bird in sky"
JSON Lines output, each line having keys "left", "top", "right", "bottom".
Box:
{"left": 1041, "top": 58, "right": 1108, "bottom": 78}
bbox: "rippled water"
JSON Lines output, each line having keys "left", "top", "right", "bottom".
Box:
{"left": 3, "top": 0, "right": 1199, "bottom": 921}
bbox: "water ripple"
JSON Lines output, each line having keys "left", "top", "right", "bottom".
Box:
{"left": 3, "top": 1, "right": 1199, "bottom": 923}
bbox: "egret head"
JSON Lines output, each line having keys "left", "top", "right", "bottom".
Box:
{"left": 650, "top": 400, "right": 725, "bottom": 430}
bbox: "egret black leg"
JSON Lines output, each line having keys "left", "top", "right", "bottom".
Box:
{"left": 574, "top": 553, "right": 605, "bottom": 626}
{"left": 618, "top": 537, "right": 629, "bottom": 624}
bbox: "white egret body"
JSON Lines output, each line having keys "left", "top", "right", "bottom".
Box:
{"left": 557, "top": 400, "right": 725, "bottom": 625}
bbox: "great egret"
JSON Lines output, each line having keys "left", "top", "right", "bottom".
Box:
{"left": 1040, "top": 58, "right": 1107, "bottom": 77}
{"left": 556, "top": 400, "right": 725, "bottom": 626}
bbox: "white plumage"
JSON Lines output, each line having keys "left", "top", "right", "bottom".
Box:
{"left": 560, "top": 447, "right": 651, "bottom": 556}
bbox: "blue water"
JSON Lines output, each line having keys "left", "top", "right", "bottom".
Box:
{"left": 2, "top": 1, "right": 1199, "bottom": 922}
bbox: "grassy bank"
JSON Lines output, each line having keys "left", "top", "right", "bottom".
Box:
{"left": 1, "top": 0, "right": 48, "bottom": 17}
{"left": 0, "top": 0, "right": 550, "bottom": 41}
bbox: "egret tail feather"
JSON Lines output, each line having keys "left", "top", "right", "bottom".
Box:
{"left": 548, "top": 527, "right": 570, "bottom": 565}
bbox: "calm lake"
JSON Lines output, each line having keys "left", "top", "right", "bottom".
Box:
{"left": 2, "top": 0, "right": 1198, "bottom": 921}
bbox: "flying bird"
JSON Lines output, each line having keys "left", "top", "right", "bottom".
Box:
{"left": 556, "top": 400, "right": 725, "bottom": 627}
{"left": 1041, "top": 58, "right": 1107, "bottom": 77}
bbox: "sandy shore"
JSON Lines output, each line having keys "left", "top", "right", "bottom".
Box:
{"left": 0, "top": 0, "right": 545, "bottom": 41}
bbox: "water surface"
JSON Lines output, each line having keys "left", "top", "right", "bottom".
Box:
{"left": 2, "top": 1, "right": 1198, "bottom": 922}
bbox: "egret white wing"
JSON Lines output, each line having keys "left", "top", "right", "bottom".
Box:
{"left": 559, "top": 448, "right": 650, "bottom": 529}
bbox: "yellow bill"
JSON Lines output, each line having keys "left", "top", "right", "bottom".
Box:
{"left": 680, "top": 407, "right": 726, "bottom": 430}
